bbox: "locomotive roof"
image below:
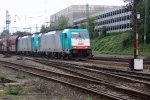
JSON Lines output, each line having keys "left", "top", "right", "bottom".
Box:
{"left": 45, "top": 31, "right": 56, "bottom": 35}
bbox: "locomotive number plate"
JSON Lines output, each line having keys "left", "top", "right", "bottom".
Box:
{"left": 78, "top": 43, "right": 84, "bottom": 45}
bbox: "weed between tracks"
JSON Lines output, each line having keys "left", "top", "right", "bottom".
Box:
{"left": 0, "top": 73, "right": 8, "bottom": 83}
{"left": 15, "top": 71, "right": 26, "bottom": 79}
{"left": 85, "top": 95, "right": 93, "bottom": 100}
{"left": 5, "top": 85, "right": 23, "bottom": 95}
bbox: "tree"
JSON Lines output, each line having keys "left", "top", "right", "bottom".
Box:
{"left": 123, "top": 0, "right": 150, "bottom": 44}
{"left": 137, "top": 0, "right": 145, "bottom": 43}
{"left": 13, "top": 31, "right": 30, "bottom": 36}
{"left": 40, "top": 25, "right": 49, "bottom": 33}
{"left": 129, "top": 0, "right": 150, "bottom": 43}
{"left": 145, "top": 0, "right": 150, "bottom": 43}
{"left": 122, "top": 0, "right": 142, "bottom": 44}
{"left": 56, "top": 16, "right": 69, "bottom": 29}
{"left": 79, "top": 23, "right": 86, "bottom": 29}
{"left": 98, "top": 26, "right": 107, "bottom": 39}
{"left": 88, "top": 17, "right": 96, "bottom": 38}
{"left": 0, "top": 30, "right": 9, "bottom": 38}
{"left": 49, "top": 23, "right": 57, "bottom": 30}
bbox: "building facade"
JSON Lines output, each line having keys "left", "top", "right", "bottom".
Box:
{"left": 50, "top": 5, "right": 118, "bottom": 25}
{"left": 73, "top": 6, "right": 132, "bottom": 33}
{"left": 94, "top": 6, "right": 132, "bottom": 33}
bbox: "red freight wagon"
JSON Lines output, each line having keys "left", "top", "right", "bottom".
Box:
{"left": 9, "top": 35, "right": 18, "bottom": 53}
{"left": 1, "top": 38, "right": 7, "bottom": 53}
{"left": 0, "top": 39, "right": 3, "bottom": 51}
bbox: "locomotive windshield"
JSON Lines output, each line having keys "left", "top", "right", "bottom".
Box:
{"left": 71, "top": 32, "right": 89, "bottom": 39}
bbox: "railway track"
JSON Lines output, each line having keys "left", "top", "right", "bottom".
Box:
{"left": 0, "top": 59, "right": 150, "bottom": 100}
{"left": 23, "top": 57, "right": 150, "bottom": 85}
{"left": 91, "top": 57, "right": 130, "bottom": 63}
{"left": 81, "top": 59, "right": 129, "bottom": 67}
{"left": 28, "top": 57, "right": 150, "bottom": 84}
{"left": 0, "top": 60, "right": 126, "bottom": 100}
{"left": 25, "top": 57, "right": 150, "bottom": 99}
{"left": 54, "top": 57, "right": 150, "bottom": 68}
{"left": 91, "top": 56, "right": 150, "bottom": 66}
{"left": 16, "top": 55, "right": 150, "bottom": 68}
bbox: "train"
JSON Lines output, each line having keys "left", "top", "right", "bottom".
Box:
{"left": 0, "top": 28, "right": 92, "bottom": 58}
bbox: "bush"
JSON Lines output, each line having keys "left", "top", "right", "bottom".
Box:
{"left": 122, "top": 37, "right": 131, "bottom": 47}
{"left": 85, "top": 95, "right": 93, "bottom": 100}
{"left": 5, "top": 85, "right": 23, "bottom": 95}
{"left": 99, "top": 26, "right": 107, "bottom": 38}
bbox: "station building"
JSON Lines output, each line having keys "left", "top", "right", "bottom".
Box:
{"left": 50, "top": 5, "right": 118, "bottom": 25}
{"left": 73, "top": 6, "right": 132, "bottom": 33}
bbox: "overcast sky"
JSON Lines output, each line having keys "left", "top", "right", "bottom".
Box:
{"left": 0, "top": 0, "right": 125, "bottom": 33}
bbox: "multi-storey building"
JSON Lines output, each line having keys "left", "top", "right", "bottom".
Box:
{"left": 94, "top": 6, "right": 132, "bottom": 33}
{"left": 50, "top": 5, "right": 118, "bottom": 25}
{"left": 73, "top": 6, "right": 132, "bottom": 33}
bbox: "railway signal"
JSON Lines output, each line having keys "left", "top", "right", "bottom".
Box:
{"left": 129, "top": 0, "right": 143, "bottom": 70}
{"left": 5, "top": 10, "right": 11, "bottom": 57}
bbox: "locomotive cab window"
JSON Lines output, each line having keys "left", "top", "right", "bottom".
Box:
{"left": 64, "top": 33, "right": 67, "bottom": 38}
{"left": 71, "top": 32, "right": 89, "bottom": 39}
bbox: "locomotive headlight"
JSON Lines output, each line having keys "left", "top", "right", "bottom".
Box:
{"left": 72, "top": 46, "right": 77, "bottom": 49}
{"left": 85, "top": 46, "right": 90, "bottom": 49}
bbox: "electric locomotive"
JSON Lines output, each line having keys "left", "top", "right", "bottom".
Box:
{"left": 61, "top": 29, "right": 91, "bottom": 57}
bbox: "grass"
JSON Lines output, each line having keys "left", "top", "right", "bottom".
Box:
{"left": 0, "top": 92, "right": 9, "bottom": 96}
{"left": 15, "top": 71, "right": 26, "bottom": 79}
{"left": 91, "top": 32, "right": 150, "bottom": 57}
{"left": 85, "top": 95, "right": 93, "bottom": 100}
{"left": 5, "top": 85, "right": 23, "bottom": 95}
{"left": 0, "top": 72, "right": 7, "bottom": 79}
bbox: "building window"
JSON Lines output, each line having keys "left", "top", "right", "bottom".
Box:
{"left": 125, "top": 24, "right": 127, "bottom": 28}
{"left": 122, "top": 9, "right": 124, "bottom": 13}
{"left": 127, "top": 23, "right": 130, "bottom": 28}
{"left": 117, "top": 25, "right": 119, "bottom": 29}
{"left": 119, "top": 9, "right": 121, "bottom": 14}
{"left": 108, "top": 12, "right": 111, "bottom": 17}
{"left": 119, "top": 25, "right": 121, "bottom": 29}
{"left": 127, "top": 15, "right": 130, "bottom": 20}
{"left": 117, "top": 10, "right": 119, "bottom": 14}
{"left": 117, "top": 17, "right": 119, "bottom": 22}
{"left": 102, "top": 14, "right": 104, "bottom": 18}
{"left": 108, "top": 19, "right": 111, "bottom": 24}
{"left": 110, "top": 19, "right": 113, "bottom": 23}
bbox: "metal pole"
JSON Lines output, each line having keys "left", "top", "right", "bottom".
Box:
{"left": 86, "top": 3, "right": 89, "bottom": 30}
{"left": 6, "top": 10, "right": 9, "bottom": 32}
{"left": 130, "top": 1, "right": 139, "bottom": 70}
{"left": 144, "top": 0, "right": 148, "bottom": 45}
{"left": 30, "top": 27, "right": 31, "bottom": 33}
{"left": 5, "top": 10, "right": 11, "bottom": 57}
{"left": 86, "top": 3, "right": 90, "bottom": 38}
{"left": 133, "top": 1, "right": 138, "bottom": 59}
{"left": 36, "top": 24, "right": 38, "bottom": 32}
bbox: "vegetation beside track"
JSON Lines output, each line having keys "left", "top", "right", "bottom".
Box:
{"left": 91, "top": 32, "right": 150, "bottom": 57}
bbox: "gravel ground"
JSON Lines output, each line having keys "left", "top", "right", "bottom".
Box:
{"left": 0, "top": 54, "right": 150, "bottom": 100}
{"left": 56, "top": 58, "right": 150, "bottom": 74}
{"left": 0, "top": 54, "right": 109, "bottom": 100}
{"left": 93, "top": 54, "right": 147, "bottom": 59}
